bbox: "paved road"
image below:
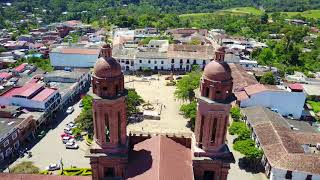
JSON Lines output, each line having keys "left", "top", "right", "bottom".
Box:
{"left": 11, "top": 100, "right": 90, "bottom": 171}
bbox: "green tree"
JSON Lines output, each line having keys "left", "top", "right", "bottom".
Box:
{"left": 179, "top": 101, "right": 197, "bottom": 130}
{"left": 260, "top": 72, "right": 276, "bottom": 85}
{"left": 234, "top": 139, "right": 263, "bottom": 161}
{"left": 127, "top": 89, "right": 144, "bottom": 117}
{"left": 230, "top": 106, "right": 242, "bottom": 121}
{"left": 258, "top": 48, "right": 274, "bottom": 66}
{"left": 11, "top": 161, "right": 40, "bottom": 174}
{"left": 174, "top": 67, "right": 201, "bottom": 102}
{"left": 76, "top": 95, "right": 94, "bottom": 137}
{"left": 260, "top": 13, "right": 268, "bottom": 24}
{"left": 228, "top": 121, "right": 251, "bottom": 140}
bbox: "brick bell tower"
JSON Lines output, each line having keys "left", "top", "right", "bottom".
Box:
{"left": 87, "top": 44, "right": 128, "bottom": 180}
{"left": 193, "top": 47, "right": 234, "bottom": 180}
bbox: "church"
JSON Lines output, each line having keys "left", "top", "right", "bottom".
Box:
{"left": 85, "top": 44, "right": 235, "bottom": 180}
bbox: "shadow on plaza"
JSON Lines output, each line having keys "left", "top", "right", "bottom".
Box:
{"left": 238, "top": 158, "right": 265, "bottom": 174}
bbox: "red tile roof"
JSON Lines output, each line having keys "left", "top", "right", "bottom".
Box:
{"left": 31, "top": 88, "right": 56, "bottom": 102}
{"left": 14, "top": 63, "right": 27, "bottom": 72}
{"left": 289, "top": 83, "right": 303, "bottom": 91}
{"left": 244, "top": 84, "right": 268, "bottom": 96}
{"left": 18, "top": 83, "right": 43, "bottom": 98}
{"left": 0, "top": 173, "right": 91, "bottom": 180}
{"left": 0, "top": 72, "right": 13, "bottom": 80}
{"left": 60, "top": 48, "right": 99, "bottom": 55}
{"left": 126, "top": 136, "right": 193, "bottom": 180}
{"left": 234, "top": 91, "right": 249, "bottom": 101}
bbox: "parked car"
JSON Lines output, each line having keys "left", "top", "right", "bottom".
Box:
{"left": 60, "top": 133, "right": 74, "bottom": 139}
{"left": 46, "top": 164, "right": 60, "bottom": 171}
{"left": 175, "top": 76, "right": 182, "bottom": 80}
{"left": 66, "top": 106, "right": 74, "bottom": 114}
{"left": 66, "top": 143, "right": 79, "bottom": 149}
{"left": 79, "top": 101, "right": 83, "bottom": 108}
{"left": 62, "top": 136, "right": 73, "bottom": 144}
{"left": 66, "top": 122, "right": 76, "bottom": 129}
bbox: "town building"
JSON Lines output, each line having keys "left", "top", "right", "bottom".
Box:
{"left": 0, "top": 81, "right": 60, "bottom": 113}
{"left": 235, "top": 83, "right": 306, "bottom": 119}
{"left": 44, "top": 69, "right": 91, "bottom": 108}
{"left": 86, "top": 44, "right": 233, "bottom": 180}
{"left": 242, "top": 106, "right": 320, "bottom": 180}
{"left": 0, "top": 110, "right": 35, "bottom": 164}
{"left": 49, "top": 46, "right": 99, "bottom": 69}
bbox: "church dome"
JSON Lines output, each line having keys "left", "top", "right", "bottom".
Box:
{"left": 93, "top": 57, "right": 122, "bottom": 78}
{"left": 203, "top": 60, "right": 232, "bottom": 81}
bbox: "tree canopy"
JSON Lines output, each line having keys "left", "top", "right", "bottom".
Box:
{"left": 174, "top": 66, "right": 201, "bottom": 102}
{"left": 260, "top": 72, "right": 276, "bottom": 85}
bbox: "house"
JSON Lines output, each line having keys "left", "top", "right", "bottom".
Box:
{"left": 242, "top": 106, "right": 320, "bottom": 180}
{"left": 235, "top": 84, "right": 306, "bottom": 119}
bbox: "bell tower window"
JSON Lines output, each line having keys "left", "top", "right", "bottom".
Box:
{"left": 105, "top": 114, "right": 110, "bottom": 142}
{"left": 211, "top": 118, "right": 217, "bottom": 143}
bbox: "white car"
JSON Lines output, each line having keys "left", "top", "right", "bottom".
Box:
{"left": 67, "top": 122, "right": 77, "bottom": 129}
{"left": 62, "top": 136, "right": 75, "bottom": 144}
{"left": 46, "top": 164, "right": 60, "bottom": 171}
{"left": 66, "top": 143, "right": 79, "bottom": 149}
{"left": 66, "top": 106, "right": 74, "bottom": 114}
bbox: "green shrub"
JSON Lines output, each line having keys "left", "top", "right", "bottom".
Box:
{"left": 234, "top": 139, "right": 263, "bottom": 160}
{"left": 230, "top": 106, "right": 243, "bottom": 121}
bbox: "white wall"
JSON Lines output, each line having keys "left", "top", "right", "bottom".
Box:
{"left": 240, "top": 91, "right": 306, "bottom": 119}
{"left": 270, "top": 167, "right": 320, "bottom": 180}
{"left": 50, "top": 53, "right": 98, "bottom": 68}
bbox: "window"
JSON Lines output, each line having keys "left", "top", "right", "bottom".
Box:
{"left": 186, "top": 59, "right": 190, "bottom": 64}
{"left": 3, "top": 140, "right": 9, "bottom": 147}
{"left": 180, "top": 59, "right": 183, "bottom": 64}
{"left": 193, "top": 60, "right": 197, "bottom": 64}
{"left": 14, "top": 141, "right": 19, "bottom": 150}
{"left": 203, "top": 60, "right": 206, "bottom": 64}
{"left": 154, "top": 60, "right": 157, "bottom": 64}
{"left": 285, "top": 171, "right": 292, "bottom": 179}
{"left": 139, "top": 60, "right": 142, "bottom": 63}
{"left": 131, "top": 61, "right": 134, "bottom": 66}
{"left": 148, "top": 60, "right": 151, "bottom": 64}
{"left": 0, "top": 153, "right": 3, "bottom": 161}
{"left": 161, "top": 66, "right": 163, "bottom": 70}
{"left": 5, "top": 148, "right": 11, "bottom": 157}
{"left": 105, "top": 114, "right": 110, "bottom": 142}
{"left": 203, "top": 171, "right": 215, "bottom": 180}
{"left": 171, "top": 59, "right": 174, "bottom": 63}
{"left": 12, "top": 132, "right": 17, "bottom": 140}
{"left": 161, "top": 61, "right": 164, "bottom": 64}
{"left": 211, "top": 118, "right": 217, "bottom": 143}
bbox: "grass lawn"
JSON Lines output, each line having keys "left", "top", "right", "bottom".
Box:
{"left": 278, "top": 10, "right": 320, "bottom": 19}
{"left": 179, "top": 7, "right": 320, "bottom": 19}
{"left": 308, "top": 101, "right": 320, "bottom": 113}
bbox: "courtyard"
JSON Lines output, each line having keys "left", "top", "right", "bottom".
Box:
{"left": 9, "top": 100, "right": 90, "bottom": 171}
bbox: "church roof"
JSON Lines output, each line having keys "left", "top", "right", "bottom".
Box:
{"left": 126, "top": 136, "right": 193, "bottom": 180}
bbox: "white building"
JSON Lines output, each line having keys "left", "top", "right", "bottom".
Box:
{"left": 235, "top": 84, "right": 306, "bottom": 119}
{"left": 49, "top": 46, "right": 99, "bottom": 69}
{"left": 113, "top": 40, "right": 214, "bottom": 72}
{"left": 242, "top": 106, "right": 320, "bottom": 180}
{"left": 0, "top": 82, "right": 60, "bottom": 112}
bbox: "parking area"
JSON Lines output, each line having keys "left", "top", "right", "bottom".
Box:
{"left": 10, "top": 100, "right": 90, "bottom": 171}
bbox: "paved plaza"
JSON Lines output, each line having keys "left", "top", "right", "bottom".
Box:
{"left": 10, "top": 100, "right": 90, "bottom": 171}
{"left": 125, "top": 75, "right": 193, "bottom": 137}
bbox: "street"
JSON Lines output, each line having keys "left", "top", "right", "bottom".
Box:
{"left": 10, "top": 100, "right": 90, "bottom": 171}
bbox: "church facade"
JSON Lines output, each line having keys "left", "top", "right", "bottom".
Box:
{"left": 86, "top": 45, "right": 234, "bottom": 180}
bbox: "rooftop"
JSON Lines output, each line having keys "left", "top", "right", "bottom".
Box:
{"left": 229, "top": 63, "right": 258, "bottom": 92}
{"left": 51, "top": 46, "right": 99, "bottom": 55}
{"left": 126, "top": 136, "right": 193, "bottom": 180}
{"left": 242, "top": 106, "right": 320, "bottom": 174}
{"left": 0, "top": 117, "right": 24, "bottom": 139}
